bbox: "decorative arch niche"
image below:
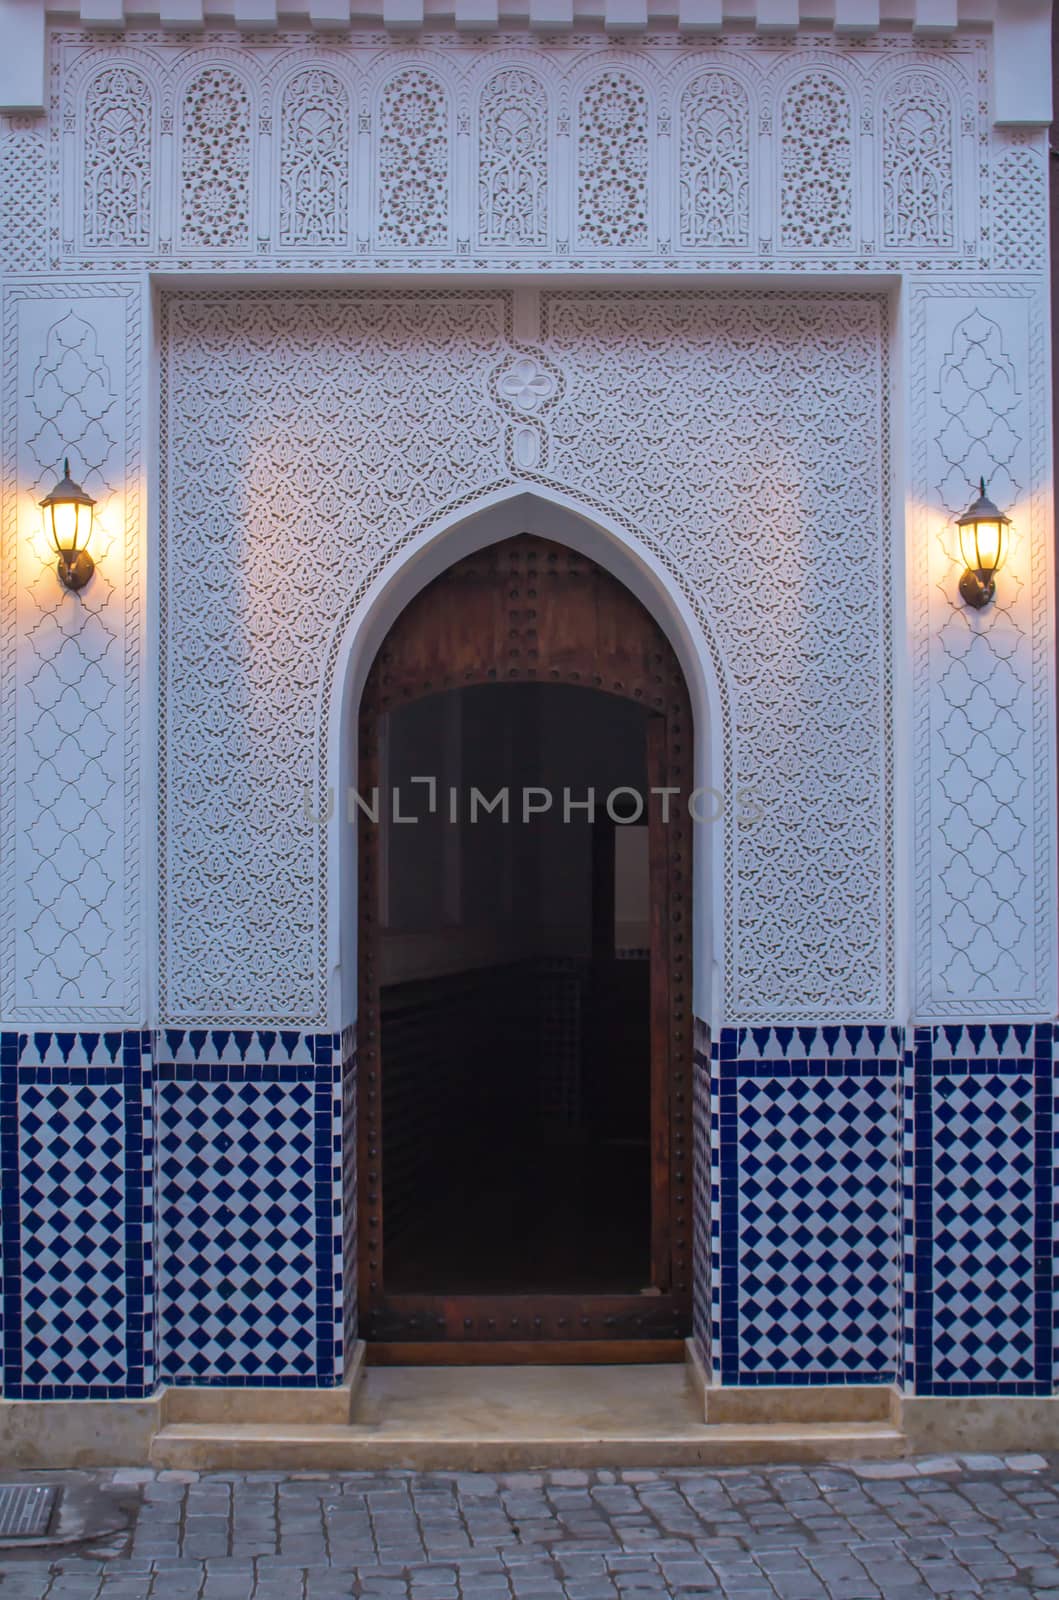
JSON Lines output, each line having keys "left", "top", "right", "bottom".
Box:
{"left": 323, "top": 489, "right": 724, "bottom": 1036}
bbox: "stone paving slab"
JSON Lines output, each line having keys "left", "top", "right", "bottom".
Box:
{"left": 2, "top": 1457, "right": 1059, "bottom": 1598}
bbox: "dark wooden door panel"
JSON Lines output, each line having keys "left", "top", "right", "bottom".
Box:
{"left": 357, "top": 534, "right": 693, "bottom": 1356}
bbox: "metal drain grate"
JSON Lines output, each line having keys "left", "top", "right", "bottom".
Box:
{"left": 0, "top": 1485, "right": 58, "bottom": 1538}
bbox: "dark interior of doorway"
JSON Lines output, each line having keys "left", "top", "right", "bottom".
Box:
{"left": 380, "top": 682, "right": 652, "bottom": 1296}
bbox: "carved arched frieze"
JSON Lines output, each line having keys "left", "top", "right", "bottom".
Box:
{"left": 775, "top": 64, "right": 858, "bottom": 253}
{"left": 875, "top": 59, "right": 962, "bottom": 254}
{"left": 80, "top": 64, "right": 156, "bottom": 251}
{"left": 275, "top": 63, "right": 353, "bottom": 249}
{"left": 475, "top": 62, "right": 551, "bottom": 250}
{"left": 671, "top": 59, "right": 755, "bottom": 251}
{"left": 374, "top": 63, "right": 451, "bottom": 251}
{"left": 177, "top": 60, "right": 255, "bottom": 249}
{"left": 34, "top": 28, "right": 1013, "bottom": 274}
{"left": 571, "top": 57, "right": 657, "bottom": 252}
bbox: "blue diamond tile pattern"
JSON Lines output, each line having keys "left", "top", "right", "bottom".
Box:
{"left": 4, "top": 1020, "right": 1055, "bottom": 1399}
{"left": 900, "top": 1045, "right": 915, "bottom": 1387}
{"left": 0, "top": 1033, "right": 152, "bottom": 1398}
{"left": 733, "top": 1072, "right": 899, "bottom": 1381}
{"left": 340, "top": 1036, "right": 357, "bottom": 1366}
{"left": 692, "top": 1020, "right": 710, "bottom": 1372}
{"left": 909, "top": 1023, "right": 1052, "bottom": 1396}
{"left": 19, "top": 1082, "right": 128, "bottom": 1388}
{"left": 711, "top": 1026, "right": 902, "bottom": 1386}
{"left": 157, "top": 1063, "right": 338, "bottom": 1385}
{"left": 931, "top": 1073, "right": 1035, "bottom": 1385}
{"left": 910, "top": 1026, "right": 1053, "bottom": 1396}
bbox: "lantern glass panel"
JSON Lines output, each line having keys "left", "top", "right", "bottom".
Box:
{"left": 47, "top": 499, "right": 91, "bottom": 556}
{"left": 959, "top": 517, "right": 1005, "bottom": 577}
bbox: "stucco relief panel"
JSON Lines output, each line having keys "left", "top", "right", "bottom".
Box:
{"left": 14, "top": 31, "right": 1028, "bottom": 278}
{"left": 1, "top": 119, "right": 49, "bottom": 273}
{"left": 161, "top": 289, "right": 890, "bottom": 1028}
{"left": 540, "top": 291, "right": 891, "bottom": 1022}
{"left": 278, "top": 67, "right": 351, "bottom": 249}
{"left": 159, "top": 291, "right": 511, "bottom": 1024}
{"left": 911, "top": 283, "right": 1054, "bottom": 1016}
{"left": 1, "top": 284, "right": 142, "bottom": 1023}
{"left": 477, "top": 67, "right": 549, "bottom": 250}
{"left": 82, "top": 66, "right": 153, "bottom": 250}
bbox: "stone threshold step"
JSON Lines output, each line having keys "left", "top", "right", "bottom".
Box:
{"left": 150, "top": 1421, "right": 907, "bottom": 1471}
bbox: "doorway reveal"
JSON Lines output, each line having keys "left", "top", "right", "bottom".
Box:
{"left": 357, "top": 535, "right": 693, "bottom": 1360}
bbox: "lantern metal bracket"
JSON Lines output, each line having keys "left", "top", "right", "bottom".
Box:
{"left": 56, "top": 550, "right": 95, "bottom": 592}
{"left": 958, "top": 568, "right": 996, "bottom": 610}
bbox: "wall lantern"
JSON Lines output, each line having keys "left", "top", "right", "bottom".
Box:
{"left": 39, "top": 458, "right": 96, "bottom": 592}
{"left": 956, "top": 477, "right": 1010, "bottom": 610}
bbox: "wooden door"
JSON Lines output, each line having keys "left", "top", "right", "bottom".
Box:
{"left": 357, "top": 535, "right": 693, "bottom": 1362}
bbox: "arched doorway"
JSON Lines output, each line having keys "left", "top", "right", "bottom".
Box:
{"left": 357, "top": 534, "right": 693, "bottom": 1361}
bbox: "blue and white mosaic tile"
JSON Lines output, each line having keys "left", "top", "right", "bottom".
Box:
{"left": 0, "top": 1029, "right": 153, "bottom": 1398}
{"left": 910, "top": 1023, "right": 1052, "bottom": 1396}
{"left": 339, "top": 1031, "right": 357, "bottom": 1370}
{"left": 900, "top": 1043, "right": 915, "bottom": 1388}
{"left": 19, "top": 1081, "right": 128, "bottom": 1389}
{"left": 691, "top": 1019, "right": 710, "bottom": 1373}
{"left": 2, "top": 1018, "right": 1056, "bottom": 1401}
{"left": 156, "top": 1062, "right": 339, "bottom": 1386}
{"left": 736, "top": 1072, "right": 899, "bottom": 1381}
{"left": 158, "top": 1028, "right": 338, "bottom": 1067}
{"left": 711, "top": 1024, "right": 900, "bottom": 1386}
{"left": 730, "top": 1026, "right": 903, "bottom": 1064}
{"left": 14, "top": 1029, "right": 149, "bottom": 1067}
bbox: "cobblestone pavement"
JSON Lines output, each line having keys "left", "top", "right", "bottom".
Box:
{"left": 4, "top": 1457, "right": 1059, "bottom": 1599}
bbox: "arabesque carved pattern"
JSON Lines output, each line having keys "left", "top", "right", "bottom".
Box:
{"left": 542, "top": 292, "right": 890, "bottom": 1019}
{"left": 162, "top": 290, "right": 890, "bottom": 1025}
{"left": 1, "top": 123, "right": 49, "bottom": 272}
{"left": 576, "top": 70, "right": 649, "bottom": 249}
{"left": 179, "top": 66, "right": 251, "bottom": 249}
{"left": 377, "top": 68, "right": 449, "bottom": 249}
{"left": 917, "top": 303, "right": 1040, "bottom": 1008}
{"left": 679, "top": 70, "right": 750, "bottom": 248}
{"left": 83, "top": 66, "right": 153, "bottom": 249}
{"left": 780, "top": 71, "right": 854, "bottom": 250}
{"left": 160, "top": 292, "right": 508, "bottom": 1023}
{"left": 478, "top": 68, "right": 548, "bottom": 249}
{"left": 991, "top": 145, "right": 1047, "bottom": 271}
{"left": 20, "top": 316, "right": 121, "bottom": 1006}
{"left": 881, "top": 71, "right": 954, "bottom": 249}
{"left": 43, "top": 31, "right": 1036, "bottom": 276}
{"left": 3, "top": 283, "right": 142, "bottom": 1024}
{"left": 279, "top": 68, "right": 350, "bottom": 248}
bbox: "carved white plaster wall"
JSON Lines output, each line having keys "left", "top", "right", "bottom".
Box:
{"left": 678, "top": 69, "right": 750, "bottom": 251}
{"left": 910, "top": 281, "right": 1055, "bottom": 1017}
{"left": 160, "top": 289, "right": 890, "bottom": 1028}
{"left": 989, "top": 132, "right": 1049, "bottom": 273}
{"left": 2, "top": 28, "right": 1053, "bottom": 1033}
{"left": 82, "top": 67, "right": 153, "bottom": 250}
{"left": 1, "top": 118, "right": 49, "bottom": 274}
{"left": 477, "top": 66, "right": 548, "bottom": 250}
{"left": 1, "top": 283, "right": 143, "bottom": 1023}
{"left": 2, "top": 30, "right": 1027, "bottom": 279}
{"left": 279, "top": 67, "right": 351, "bottom": 250}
